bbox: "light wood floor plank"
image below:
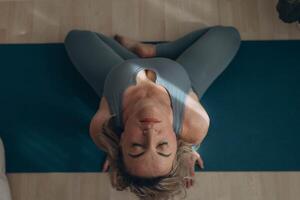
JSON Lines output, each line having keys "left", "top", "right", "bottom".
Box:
{"left": 0, "top": 0, "right": 299, "bottom": 43}
{"left": 6, "top": 172, "right": 300, "bottom": 200}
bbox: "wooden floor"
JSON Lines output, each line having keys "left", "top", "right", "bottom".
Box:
{"left": 0, "top": 0, "right": 300, "bottom": 43}
{"left": 1, "top": 0, "right": 300, "bottom": 199}
{"left": 7, "top": 172, "right": 300, "bottom": 200}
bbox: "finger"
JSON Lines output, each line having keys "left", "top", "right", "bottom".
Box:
{"left": 195, "top": 153, "right": 204, "bottom": 168}
{"left": 189, "top": 156, "right": 196, "bottom": 176}
{"left": 184, "top": 179, "right": 188, "bottom": 189}
{"left": 183, "top": 178, "right": 191, "bottom": 189}
{"left": 190, "top": 162, "right": 195, "bottom": 176}
{"left": 192, "top": 151, "right": 200, "bottom": 160}
{"left": 102, "top": 164, "right": 107, "bottom": 172}
{"left": 191, "top": 168, "right": 195, "bottom": 176}
{"left": 105, "top": 159, "right": 110, "bottom": 171}
{"left": 197, "top": 158, "right": 204, "bottom": 169}
{"left": 189, "top": 179, "right": 193, "bottom": 188}
{"left": 189, "top": 178, "right": 193, "bottom": 188}
{"left": 186, "top": 179, "right": 190, "bottom": 189}
{"left": 102, "top": 159, "right": 110, "bottom": 172}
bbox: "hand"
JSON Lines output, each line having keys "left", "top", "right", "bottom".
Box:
{"left": 191, "top": 150, "right": 204, "bottom": 170}
{"left": 183, "top": 151, "right": 204, "bottom": 189}
{"left": 102, "top": 156, "right": 110, "bottom": 172}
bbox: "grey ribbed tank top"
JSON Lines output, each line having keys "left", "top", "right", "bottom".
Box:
{"left": 103, "top": 57, "right": 192, "bottom": 136}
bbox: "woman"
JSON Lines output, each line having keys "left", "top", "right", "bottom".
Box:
{"left": 64, "top": 25, "right": 241, "bottom": 200}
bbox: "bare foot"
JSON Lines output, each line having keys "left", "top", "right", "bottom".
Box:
{"left": 114, "top": 34, "right": 156, "bottom": 58}
{"left": 114, "top": 34, "right": 137, "bottom": 49}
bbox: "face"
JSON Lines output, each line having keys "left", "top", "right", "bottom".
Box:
{"left": 120, "top": 103, "right": 177, "bottom": 178}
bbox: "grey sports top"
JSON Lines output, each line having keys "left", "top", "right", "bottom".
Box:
{"left": 103, "top": 57, "right": 192, "bottom": 136}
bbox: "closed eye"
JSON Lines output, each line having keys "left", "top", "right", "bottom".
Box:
{"left": 129, "top": 151, "right": 172, "bottom": 158}
{"left": 129, "top": 141, "right": 171, "bottom": 158}
{"left": 158, "top": 142, "right": 168, "bottom": 147}
{"left": 132, "top": 143, "right": 143, "bottom": 147}
{"left": 132, "top": 142, "right": 168, "bottom": 148}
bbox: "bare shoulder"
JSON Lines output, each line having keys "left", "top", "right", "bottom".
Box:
{"left": 179, "top": 89, "right": 210, "bottom": 144}
{"left": 89, "top": 96, "right": 112, "bottom": 139}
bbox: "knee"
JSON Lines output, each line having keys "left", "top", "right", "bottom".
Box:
{"left": 64, "top": 29, "right": 94, "bottom": 45}
{"left": 212, "top": 25, "right": 240, "bottom": 39}
{"left": 210, "top": 25, "right": 241, "bottom": 48}
{"left": 226, "top": 26, "right": 241, "bottom": 43}
{"left": 65, "top": 29, "right": 80, "bottom": 43}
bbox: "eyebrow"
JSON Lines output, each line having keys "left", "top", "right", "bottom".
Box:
{"left": 128, "top": 151, "right": 172, "bottom": 158}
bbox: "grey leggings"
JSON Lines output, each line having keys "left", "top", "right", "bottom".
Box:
{"left": 64, "top": 25, "right": 241, "bottom": 100}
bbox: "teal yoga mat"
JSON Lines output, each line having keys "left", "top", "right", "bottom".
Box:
{"left": 0, "top": 40, "right": 300, "bottom": 173}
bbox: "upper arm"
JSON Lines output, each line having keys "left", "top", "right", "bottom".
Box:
{"left": 185, "top": 112, "right": 210, "bottom": 144}
{"left": 180, "top": 90, "right": 210, "bottom": 144}
{"left": 89, "top": 96, "right": 112, "bottom": 140}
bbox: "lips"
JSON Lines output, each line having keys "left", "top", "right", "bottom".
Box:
{"left": 140, "top": 118, "right": 161, "bottom": 123}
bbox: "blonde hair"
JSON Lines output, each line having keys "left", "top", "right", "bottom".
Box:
{"left": 96, "top": 114, "right": 195, "bottom": 200}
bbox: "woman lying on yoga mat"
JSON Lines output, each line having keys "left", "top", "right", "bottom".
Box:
{"left": 64, "top": 25, "right": 241, "bottom": 200}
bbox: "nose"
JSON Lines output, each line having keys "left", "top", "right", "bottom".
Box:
{"left": 143, "top": 127, "right": 158, "bottom": 150}
{"left": 142, "top": 123, "right": 153, "bottom": 129}
{"left": 143, "top": 127, "right": 157, "bottom": 135}
{"left": 142, "top": 121, "right": 159, "bottom": 132}
{"left": 141, "top": 121, "right": 157, "bottom": 129}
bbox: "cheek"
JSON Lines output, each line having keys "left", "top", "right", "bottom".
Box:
{"left": 123, "top": 127, "right": 140, "bottom": 138}
{"left": 122, "top": 128, "right": 142, "bottom": 144}
{"left": 166, "top": 130, "right": 177, "bottom": 140}
{"left": 168, "top": 132, "right": 178, "bottom": 149}
{"left": 124, "top": 118, "right": 140, "bottom": 134}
